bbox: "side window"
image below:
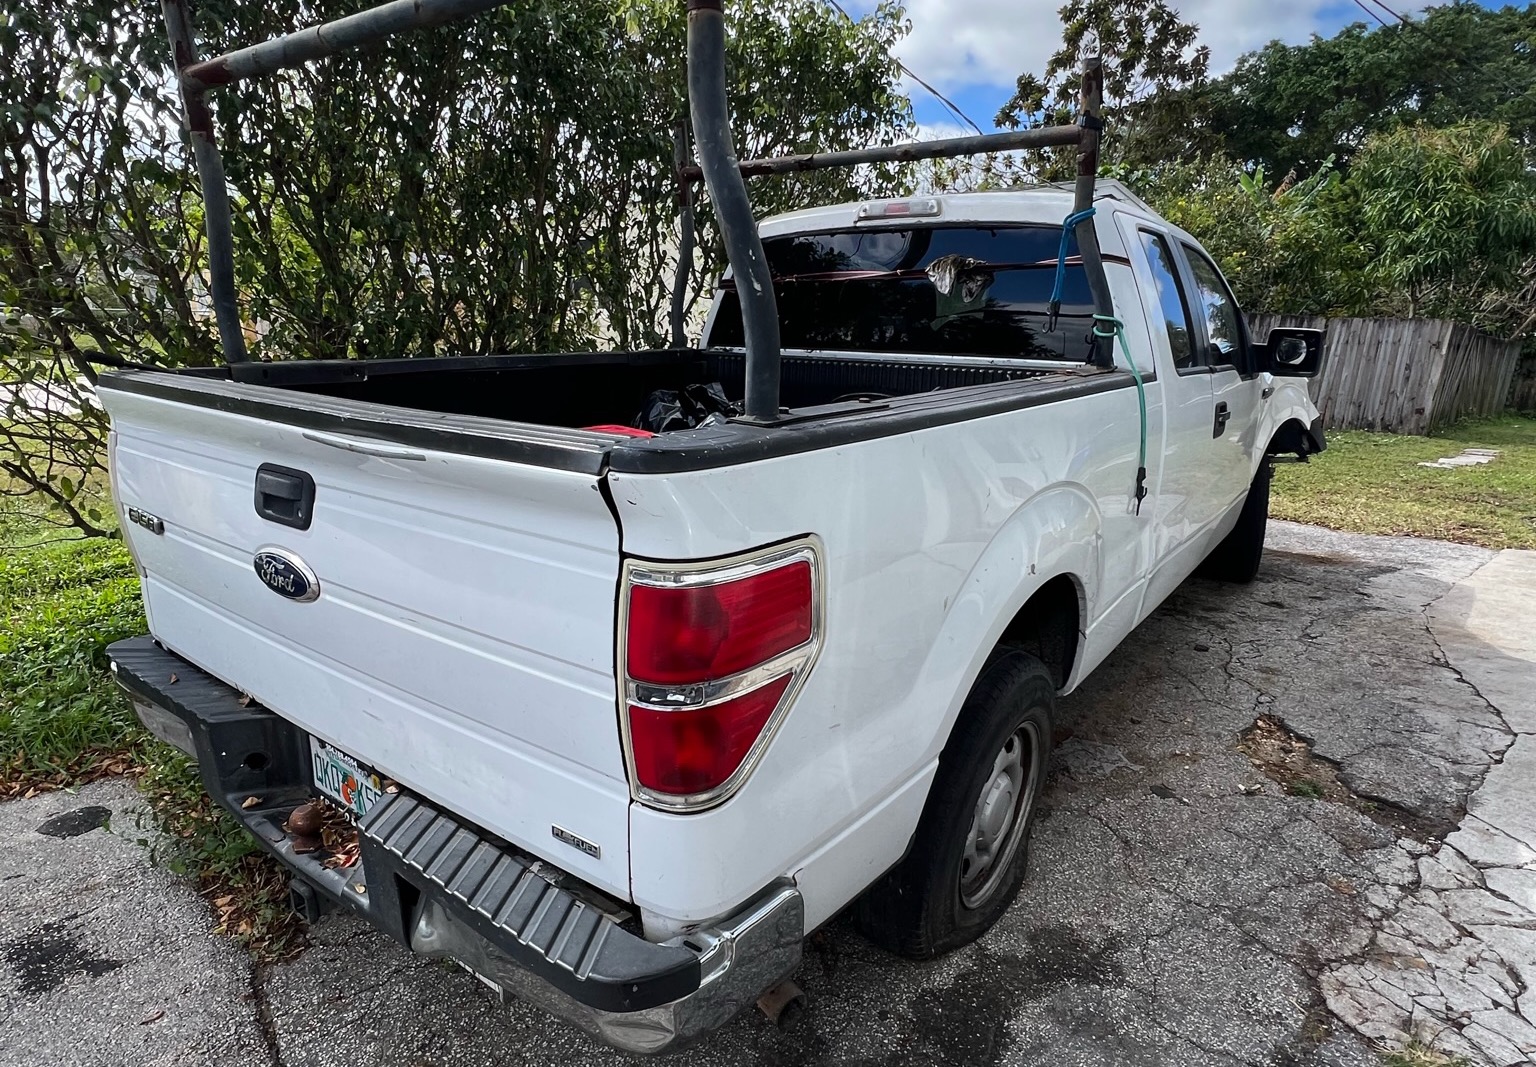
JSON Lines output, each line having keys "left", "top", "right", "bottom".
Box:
{"left": 1138, "top": 232, "right": 1197, "bottom": 370}
{"left": 1183, "top": 247, "right": 1247, "bottom": 370}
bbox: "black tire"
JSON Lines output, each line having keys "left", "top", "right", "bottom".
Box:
{"left": 853, "top": 649, "right": 1054, "bottom": 959}
{"left": 1201, "top": 461, "right": 1272, "bottom": 584}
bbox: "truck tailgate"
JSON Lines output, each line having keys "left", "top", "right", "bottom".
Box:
{"left": 102, "top": 381, "right": 631, "bottom": 896}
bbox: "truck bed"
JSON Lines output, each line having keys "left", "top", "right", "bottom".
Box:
{"left": 110, "top": 347, "right": 1126, "bottom": 473}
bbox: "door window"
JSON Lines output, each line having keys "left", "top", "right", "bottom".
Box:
{"left": 1138, "top": 232, "right": 1197, "bottom": 370}
{"left": 1182, "top": 248, "right": 1248, "bottom": 372}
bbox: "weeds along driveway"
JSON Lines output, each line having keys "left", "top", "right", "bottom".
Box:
{"left": 1, "top": 522, "right": 1533, "bottom": 1067}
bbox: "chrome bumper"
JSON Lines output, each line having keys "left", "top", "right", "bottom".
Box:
{"left": 411, "top": 885, "right": 805, "bottom": 1054}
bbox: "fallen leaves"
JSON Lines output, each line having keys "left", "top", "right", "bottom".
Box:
{"left": 241, "top": 795, "right": 261, "bottom": 809}
{"left": 1, "top": 745, "right": 148, "bottom": 800}
{"left": 138, "top": 1009, "right": 165, "bottom": 1026}
{"left": 317, "top": 799, "right": 361, "bottom": 871}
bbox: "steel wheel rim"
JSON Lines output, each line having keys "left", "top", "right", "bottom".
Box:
{"left": 959, "top": 719, "right": 1042, "bottom": 910}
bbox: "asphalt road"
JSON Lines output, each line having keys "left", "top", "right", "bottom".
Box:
{"left": 3, "top": 522, "right": 1533, "bottom": 1067}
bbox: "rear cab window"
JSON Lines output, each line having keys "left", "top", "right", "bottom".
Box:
{"left": 706, "top": 226, "right": 1096, "bottom": 361}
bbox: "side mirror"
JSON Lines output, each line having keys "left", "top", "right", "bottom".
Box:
{"left": 1260, "top": 327, "right": 1324, "bottom": 378}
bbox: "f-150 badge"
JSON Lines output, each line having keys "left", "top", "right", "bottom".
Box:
{"left": 254, "top": 548, "right": 320, "bottom": 603}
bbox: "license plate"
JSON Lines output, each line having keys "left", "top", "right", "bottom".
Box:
{"left": 309, "top": 736, "right": 385, "bottom": 819}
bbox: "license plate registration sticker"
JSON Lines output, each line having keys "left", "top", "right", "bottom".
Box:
{"left": 309, "top": 736, "right": 385, "bottom": 819}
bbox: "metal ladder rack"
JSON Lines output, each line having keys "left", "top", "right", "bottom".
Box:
{"left": 161, "top": 0, "right": 1112, "bottom": 411}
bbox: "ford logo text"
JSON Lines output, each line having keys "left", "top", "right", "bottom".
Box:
{"left": 254, "top": 549, "right": 320, "bottom": 603}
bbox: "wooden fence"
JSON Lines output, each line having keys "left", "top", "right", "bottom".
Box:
{"left": 1247, "top": 314, "right": 1523, "bottom": 435}
{"left": 1510, "top": 357, "right": 1536, "bottom": 413}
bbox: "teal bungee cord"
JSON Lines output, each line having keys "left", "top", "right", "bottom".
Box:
{"left": 1092, "top": 314, "right": 1149, "bottom": 514}
{"left": 1048, "top": 207, "right": 1097, "bottom": 331}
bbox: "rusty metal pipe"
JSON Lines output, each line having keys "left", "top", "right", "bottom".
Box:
{"left": 1072, "top": 47, "right": 1114, "bottom": 369}
{"left": 180, "top": 0, "right": 511, "bottom": 92}
{"left": 687, "top": 0, "right": 781, "bottom": 421}
{"left": 161, "top": 0, "right": 512, "bottom": 370}
{"left": 678, "top": 125, "right": 1082, "bottom": 184}
{"left": 162, "top": 0, "right": 249, "bottom": 366}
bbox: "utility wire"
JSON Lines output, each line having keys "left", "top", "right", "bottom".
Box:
{"left": 1351, "top": 0, "right": 1389, "bottom": 28}
{"left": 820, "top": 0, "right": 985, "bottom": 135}
{"left": 1366, "top": 0, "right": 1413, "bottom": 26}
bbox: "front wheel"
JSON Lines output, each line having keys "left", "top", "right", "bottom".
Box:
{"left": 853, "top": 650, "right": 1054, "bottom": 959}
{"left": 1200, "top": 461, "right": 1272, "bottom": 584}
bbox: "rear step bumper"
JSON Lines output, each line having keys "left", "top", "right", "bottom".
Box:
{"left": 107, "top": 635, "right": 804, "bottom": 1053}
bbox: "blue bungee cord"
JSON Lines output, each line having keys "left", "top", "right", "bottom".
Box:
{"left": 1048, "top": 206, "right": 1097, "bottom": 331}
{"left": 1092, "top": 314, "right": 1149, "bottom": 515}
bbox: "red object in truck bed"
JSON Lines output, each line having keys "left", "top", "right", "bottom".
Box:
{"left": 584, "top": 425, "right": 657, "bottom": 438}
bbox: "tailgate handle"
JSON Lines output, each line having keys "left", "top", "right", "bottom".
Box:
{"left": 254, "top": 464, "right": 315, "bottom": 530}
{"left": 302, "top": 430, "right": 426, "bottom": 461}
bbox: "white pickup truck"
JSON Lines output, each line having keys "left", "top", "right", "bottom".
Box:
{"left": 104, "top": 0, "right": 1324, "bottom": 1054}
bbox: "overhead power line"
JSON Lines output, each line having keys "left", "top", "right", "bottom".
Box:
{"left": 1366, "top": 0, "right": 1413, "bottom": 26}
{"left": 820, "top": 0, "right": 985, "bottom": 135}
{"left": 1351, "top": 0, "right": 1389, "bottom": 28}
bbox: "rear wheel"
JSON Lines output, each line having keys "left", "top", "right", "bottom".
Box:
{"left": 853, "top": 649, "right": 1054, "bottom": 959}
{"left": 1201, "top": 461, "right": 1272, "bottom": 584}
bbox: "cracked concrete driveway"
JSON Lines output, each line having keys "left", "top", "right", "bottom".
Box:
{"left": 3, "top": 522, "right": 1534, "bottom": 1067}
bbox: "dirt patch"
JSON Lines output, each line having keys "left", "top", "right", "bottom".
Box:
{"left": 1238, "top": 715, "right": 1445, "bottom": 842}
{"left": 1240, "top": 715, "right": 1355, "bottom": 803}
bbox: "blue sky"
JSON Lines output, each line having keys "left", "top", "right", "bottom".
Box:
{"left": 845, "top": 1, "right": 1481, "bottom": 132}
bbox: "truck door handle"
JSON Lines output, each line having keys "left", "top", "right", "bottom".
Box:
{"left": 1212, "top": 402, "right": 1231, "bottom": 439}
{"left": 254, "top": 463, "right": 316, "bottom": 530}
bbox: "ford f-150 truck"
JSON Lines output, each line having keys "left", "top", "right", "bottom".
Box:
{"left": 104, "top": 0, "right": 1325, "bottom": 1053}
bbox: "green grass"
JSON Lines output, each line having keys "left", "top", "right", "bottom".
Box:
{"left": 0, "top": 533, "right": 300, "bottom": 958}
{"left": 1272, "top": 414, "right": 1536, "bottom": 549}
{"left": 0, "top": 538, "right": 148, "bottom": 792}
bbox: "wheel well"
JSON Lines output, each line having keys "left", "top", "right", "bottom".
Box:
{"left": 1267, "top": 418, "right": 1321, "bottom": 459}
{"left": 997, "top": 575, "right": 1082, "bottom": 689}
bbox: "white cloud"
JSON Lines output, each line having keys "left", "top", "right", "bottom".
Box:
{"left": 888, "top": 0, "right": 1352, "bottom": 96}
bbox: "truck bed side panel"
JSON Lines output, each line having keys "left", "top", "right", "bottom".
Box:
{"left": 611, "top": 375, "right": 1160, "bottom": 928}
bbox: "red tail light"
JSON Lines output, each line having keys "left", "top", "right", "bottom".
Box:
{"left": 629, "top": 677, "right": 791, "bottom": 797}
{"left": 621, "top": 542, "right": 820, "bottom": 810}
{"left": 627, "top": 561, "right": 812, "bottom": 684}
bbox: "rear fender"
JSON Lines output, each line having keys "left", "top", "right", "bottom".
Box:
{"left": 908, "top": 483, "right": 1100, "bottom": 770}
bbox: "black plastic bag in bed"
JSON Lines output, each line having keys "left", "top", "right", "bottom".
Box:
{"left": 634, "top": 382, "right": 741, "bottom": 433}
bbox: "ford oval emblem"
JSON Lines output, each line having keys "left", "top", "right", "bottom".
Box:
{"left": 253, "top": 548, "right": 320, "bottom": 603}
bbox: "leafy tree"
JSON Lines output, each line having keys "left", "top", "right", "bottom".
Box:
{"left": 1126, "top": 156, "right": 1368, "bottom": 315}
{"left": 0, "top": 0, "right": 911, "bottom": 536}
{"left": 1202, "top": 2, "right": 1536, "bottom": 175}
{"left": 1350, "top": 121, "right": 1536, "bottom": 326}
{"left": 1130, "top": 122, "right": 1536, "bottom": 340}
{"left": 993, "top": 0, "right": 1210, "bottom": 174}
